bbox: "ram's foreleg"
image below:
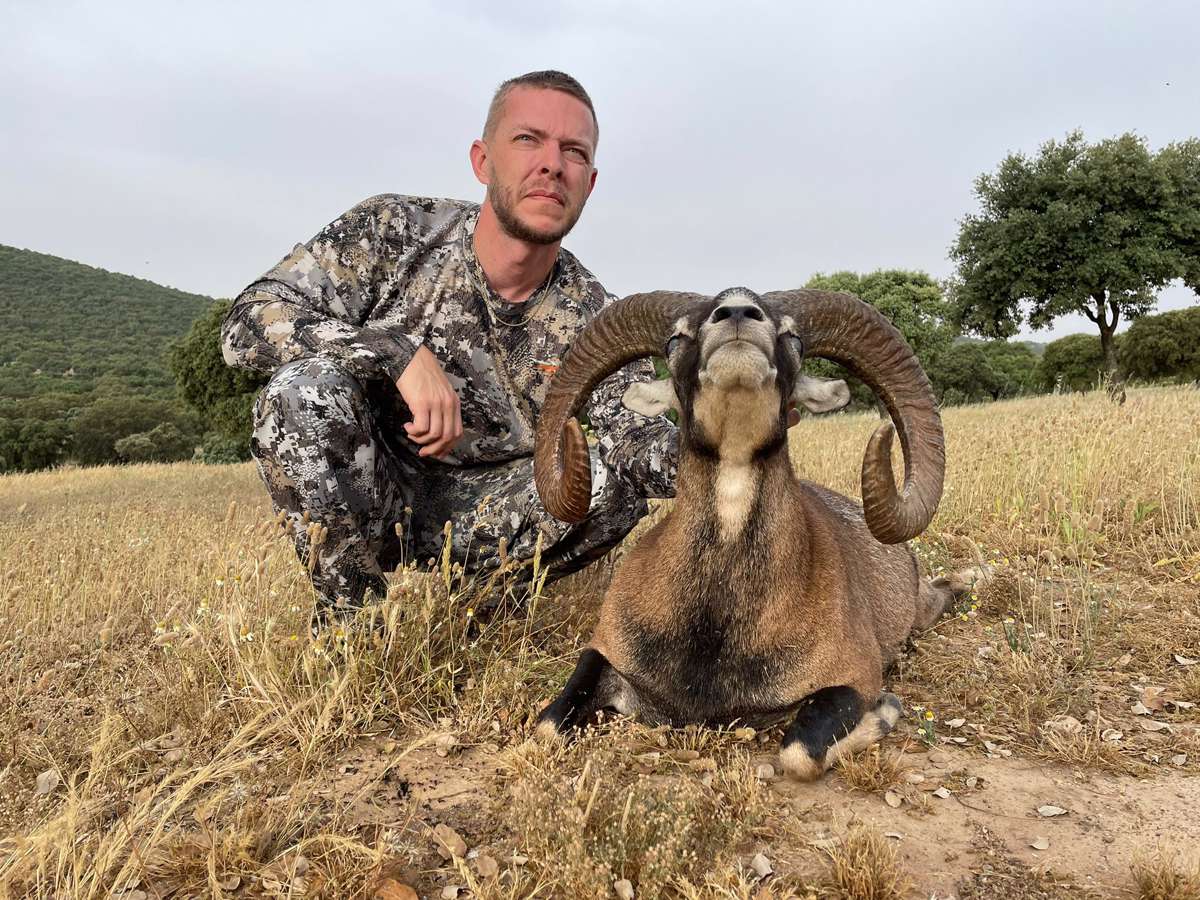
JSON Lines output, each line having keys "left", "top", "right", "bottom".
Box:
{"left": 777, "top": 687, "right": 902, "bottom": 781}
{"left": 535, "top": 648, "right": 641, "bottom": 740}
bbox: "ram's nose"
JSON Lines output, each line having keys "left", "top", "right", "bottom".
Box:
{"left": 709, "top": 304, "right": 765, "bottom": 325}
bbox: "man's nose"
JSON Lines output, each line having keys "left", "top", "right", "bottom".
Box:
{"left": 538, "top": 143, "right": 565, "bottom": 177}
{"left": 710, "top": 305, "right": 765, "bottom": 325}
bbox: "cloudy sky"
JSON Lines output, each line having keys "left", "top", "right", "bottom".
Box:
{"left": 2, "top": 0, "right": 1197, "bottom": 340}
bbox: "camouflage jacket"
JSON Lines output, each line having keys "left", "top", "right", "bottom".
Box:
{"left": 221, "top": 194, "right": 678, "bottom": 497}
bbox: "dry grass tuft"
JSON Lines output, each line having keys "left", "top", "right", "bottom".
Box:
{"left": 1131, "top": 846, "right": 1200, "bottom": 900}
{"left": 501, "top": 724, "right": 771, "bottom": 898}
{"left": 834, "top": 745, "right": 906, "bottom": 794}
{"left": 822, "top": 824, "right": 911, "bottom": 900}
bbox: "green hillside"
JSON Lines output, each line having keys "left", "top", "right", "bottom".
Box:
{"left": 0, "top": 245, "right": 227, "bottom": 472}
{"left": 0, "top": 244, "right": 214, "bottom": 398}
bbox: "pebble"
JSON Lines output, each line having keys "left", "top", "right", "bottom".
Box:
{"left": 433, "top": 823, "right": 467, "bottom": 859}
{"left": 474, "top": 855, "right": 499, "bottom": 879}
{"left": 750, "top": 853, "right": 773, "bottom": 877}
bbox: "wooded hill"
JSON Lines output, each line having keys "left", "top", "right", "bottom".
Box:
{"left": 0, "top": 244, "right": 213, "bottom": 399}
{"left": 0, "top": 245, "right": 231, "bottom": 473}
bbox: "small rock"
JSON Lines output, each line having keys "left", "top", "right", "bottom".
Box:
{"left": 1030, "top": 837, "right": 1050, "bottom": 851}
{"left": 1171, "top": 754, "right": 1188, "bottom": 766}
{"left": 433, "top": 823, "right": 467, "bottom": 859}
{"left": 884, "top": 831, "right": 903, "bottom": 840}
{"left": 933, "top": 787, "right": 952, "bottom": 799}
{"left": 511, "top": 854, "right": 529, "bottom": 865}
{"left": 750, "top": 853, "right": 773, "bottom": 877}
{"left": 903, "top": 772, "right": 926, "bottom": 784}
{"left": 1037, "top": 805, "right": 1068, "bottom": 817}
{"left": 945, "top": 717, "right": 966, "bottom": 728}
{"left": 34, "top": 769, "right": 60, "bottom": 797}
{"left": 474, "top": 855, "right": 499, "bottom": 879}
{"left": 372, "top": 879, "right": 418, "bottom": 900}
{"left": 965, "top": 776, "right": 978, "bottom": 789}
{"left": 688, "top": 757, "right": 718, "bottom": 773}
{"left": 884, "top": 790, "right": 903, "bottom": 808}
{"left": 440, "top": 887, "right": 460, "bottom": 900}
{"left": 670, "top": 748, "right": 700, "bottom": 762}
{"left": 1101, "top": 728, "right": 1124, "bottom": 742}
{"left": 434, "top": 733, "right": 460, "bottom": 758}
{"left": 734, "top": 727, "right": 756, "bottom": 741}
{"left": 1139, "top": 720, "right": 1171, "bottom": 733}
{"left": 754, "top": 763, "right": 776, "bottom": 780}
{"left": 164, "top": 748, "right": 185, "bottom": 764}
{"left": 1042, "top": 715, "right": 1083, "bottom": 735}
{"left": 219, "top": 875, "right": 241, "bottom": 891}
{"left": 614, "top": 878, "right": 635, "bottom": 900}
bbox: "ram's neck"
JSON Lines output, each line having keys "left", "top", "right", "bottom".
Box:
{"left": 675, "top": 449, "right": 790, "bottom": 542}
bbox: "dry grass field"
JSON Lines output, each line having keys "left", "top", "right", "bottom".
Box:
{"left": 1, "top": 386, "right": 1198, "bottom": 899}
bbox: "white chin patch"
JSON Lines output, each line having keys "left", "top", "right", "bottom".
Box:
{"left": 700, "top": 343, "right": 775, "bottom": 390}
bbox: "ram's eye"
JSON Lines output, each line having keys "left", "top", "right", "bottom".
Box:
{"left": 665, "top": 335, "right": 683, "bottom": 357}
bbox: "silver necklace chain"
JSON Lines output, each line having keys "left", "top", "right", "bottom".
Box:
{"left": 462, "top": 227, "right": 557, "bottom": 329}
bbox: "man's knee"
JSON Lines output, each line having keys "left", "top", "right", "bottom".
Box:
{"left": 254, "top": 358, "right": 367, "bottom": 426}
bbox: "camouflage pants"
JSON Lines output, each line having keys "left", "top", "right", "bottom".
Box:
{"left": 251, "top": 358, "right": 649, "bottom": 613}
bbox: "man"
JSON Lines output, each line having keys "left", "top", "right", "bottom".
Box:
{"left": 221, "top": 71, "right": 677, "bottom": 622}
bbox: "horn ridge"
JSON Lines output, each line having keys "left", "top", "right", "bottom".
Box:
{"left": 762, "top": 289, "right": 945, "bottom": 543}
{"left": 534, "top": 291, "right": 704, "bottom": 523}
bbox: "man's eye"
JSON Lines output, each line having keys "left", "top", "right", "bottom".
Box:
{"left": 516, "top": 134, "right": 535, "bottom": 143}
{"left": 565, "top": 147, "right": 588, "bottom": 161}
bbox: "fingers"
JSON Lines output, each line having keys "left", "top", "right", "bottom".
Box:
{"left": 407, "top": 393, "right": 462, "bottom": 458}
{"left": 397, "top": 347, "right": 464, "bottom": 458}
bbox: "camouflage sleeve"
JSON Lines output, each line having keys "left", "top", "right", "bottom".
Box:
{"left": 221, "top": 196, "right": 417, "bottom": 384}
{"left": 588, "top": 359, "right": 679, "bottom": 500}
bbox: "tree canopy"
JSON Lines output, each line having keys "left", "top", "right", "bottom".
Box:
{"left": 803, "top": 270, "right": 956, "bottom": 408}
{"left": 927, "top": 340, "right": 1040, "bottom": 406}
{"left": 1118, "top": 306, "right": 1200, "bottom": 382}
{"left": 950, "top": 131, "right": 1200, "bottom": 373}
{"left": 1037, "top": 333, "right": 1112, "bottom": 393}
{"left": 169, "top": 299, "right": 266, "bottom": 454}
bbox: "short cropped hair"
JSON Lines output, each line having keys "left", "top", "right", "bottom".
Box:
{"left": 483, "top": 70, "right": 599, "bottom": 148}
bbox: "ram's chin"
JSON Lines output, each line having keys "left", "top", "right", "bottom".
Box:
{"left": 700, "top": 343, "right": 776, "bottom": 391}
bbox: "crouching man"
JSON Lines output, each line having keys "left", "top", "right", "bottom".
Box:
{"left": 220, "top": 70, "right": 678, "bottom": 624}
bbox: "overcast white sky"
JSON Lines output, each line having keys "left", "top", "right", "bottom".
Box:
{"left": 2, "top": 0, "right": 1197, "bottom": 341}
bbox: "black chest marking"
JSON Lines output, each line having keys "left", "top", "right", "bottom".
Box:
{"left": 625, "top": 597, "right": 792, "bottom": 726}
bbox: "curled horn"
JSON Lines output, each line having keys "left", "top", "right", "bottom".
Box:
{"left": 534, "top": 291, "right": 703, "bottom": 522}
{"left": 762, "top": 289, "right": 945, "bottom": 544}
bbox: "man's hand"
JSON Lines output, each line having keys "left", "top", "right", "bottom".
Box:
{"left": 397, "top": 345, "right": 463, "bottom": 458}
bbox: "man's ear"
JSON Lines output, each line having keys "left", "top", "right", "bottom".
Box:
{"left": 793, "top": 374, "right": 850, "bottom": 414}
{"left": 469, "top": 139, "right": 490, "bottom": 186}
{"left": 622, "top": 379, "right": 678, "bottom": 417}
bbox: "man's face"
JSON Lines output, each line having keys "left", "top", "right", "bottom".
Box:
{"left": 473, "top": 86, "right": 598, "bottom": 245}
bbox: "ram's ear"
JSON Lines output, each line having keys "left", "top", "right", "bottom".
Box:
{"left": 622, "top": 379, "right": 678, "bottom": 417}
{"left": 793, "top": 374, "right": 851, "bottom": 414}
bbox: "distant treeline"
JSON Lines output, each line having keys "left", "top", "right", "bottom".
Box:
{"left": 1, "top": 248, "right": 1197, "bottom": 475}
